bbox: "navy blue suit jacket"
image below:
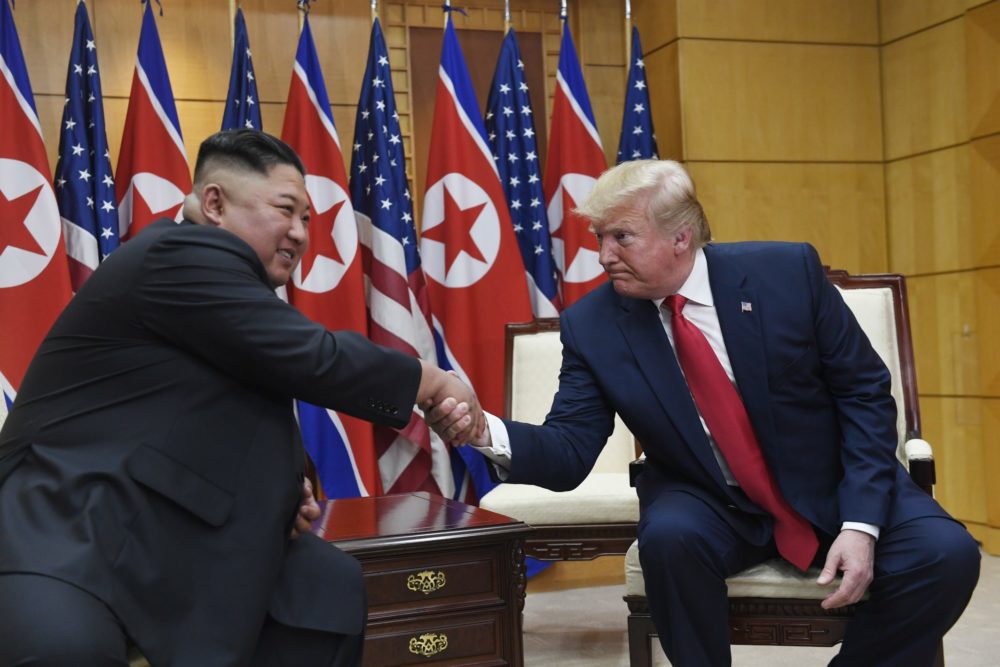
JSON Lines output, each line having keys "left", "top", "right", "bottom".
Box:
{"left": 504, "top": 242, "right": 946, "bottom": 546}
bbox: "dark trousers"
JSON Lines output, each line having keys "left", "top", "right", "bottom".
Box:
{"left": 0, "top": 573, "right": 363, "bottom": 667}
{"left": 637, "top": 491, "right": 981, "bottom": 667}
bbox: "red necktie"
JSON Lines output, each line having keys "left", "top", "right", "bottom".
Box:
{"left": 665, "top": 295, "right": 818, "bottom": 570}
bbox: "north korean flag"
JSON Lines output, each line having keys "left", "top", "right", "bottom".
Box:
{"left": 115, "top": 0, "right": 190, "bottom": 241}
{"left": 282, "top": 15, "right": 377, "bottom": 499}
{"left": 0, "top": 0, "right": 73, "bottom": 412}
{"left": 544, "top": 18, "right": 607, "bottom": 308}
{"left": 420, "top": 16, "right": 533, "bottom": 421}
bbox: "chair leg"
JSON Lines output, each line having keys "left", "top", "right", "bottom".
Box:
{"left": 627, "top": 612, "right": 654, "bottom": 667}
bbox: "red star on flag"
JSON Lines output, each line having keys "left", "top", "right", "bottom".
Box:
{"left": 550, "top": 187, "right": 598, "bottom": 264}
{"left": 132, "top": 187, "right": 183, "bottom": 234}
{"left": 0, "top": 185, "right": 46, "bottom": 257}
{"left": 298, "top": 198, "right": 346, "bottom": 280}
{"left": 421, "top": 186, "right": 487, "bottom": 274}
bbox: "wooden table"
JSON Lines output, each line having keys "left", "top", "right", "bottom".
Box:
{"left": 312, "top": 492, "right": 532, "bottom": 666}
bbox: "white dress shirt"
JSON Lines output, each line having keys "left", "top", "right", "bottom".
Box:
{"left": 477, "top": 247, "right": 877, "bottom": 539}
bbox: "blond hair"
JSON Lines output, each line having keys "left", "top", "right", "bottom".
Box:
{"left": 574, "top": 160, "right": 711, "bottom": 248}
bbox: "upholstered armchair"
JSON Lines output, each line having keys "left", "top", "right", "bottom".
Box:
{"left": 478, "top": 318, "right": 640, "bottom": 561}
{"left": 622, "top": 269, "right": 943, "bottom": 667}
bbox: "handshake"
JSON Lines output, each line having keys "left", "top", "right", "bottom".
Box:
{"left": 417, "top": 361, "right": 489, "bottom": 447}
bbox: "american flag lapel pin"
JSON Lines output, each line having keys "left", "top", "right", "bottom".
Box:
{"left": 741, "top": 301, "right": 752, "bottom": 313}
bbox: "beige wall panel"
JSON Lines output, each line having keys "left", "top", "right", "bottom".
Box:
{"left": 978, "top": 268, "right": 1000, "bottom": 396}
{"left": 970, "top": 135, "right": 1000, "bottom": 268}
{"left": 15, "top": 0, "right": 77, "bottom": 97}
{"left": 967, "top": 2, "right": 1000, "bottom": 139}
{"left": 241, "top": 0, "right": 299, "bottom": 105}
{"left": 92, "top": 0, "right": 143, "bottom": 99}
{"left": 259, "top": 102, "right": 286, "bottom": 137}
{"left": 103, "top": 96, "right": 128, "bottom": 173}
{"left": 308, "top": 1, "right": 379, "bottom": 108}
{"left": 646, "top": 43, "right": 682, "bottom": 161}
{"left": 577, "top": 0, "right": 625, "bottom": 67}
{"left": 885, "top": 146, "right": 974, "bottom": 275}
{"left": 882, "top": 19, "right": 967, "bottom": 160}
{"left": 679, "top": 41, "right": 882, "bottom": 162}
{"left": 631, "top": 0, "right": 678, "bottom": 49}
{"left": 686, "top": 163, "right": 887, "bottom": 274}
{"left": 176, "top": 101, "right": 227, "bottom": 178}
{"left": 920, "top": 397, "right": 987, "bottom": 524}
{"left": 906, "top": 272, "right": 980, "bottom": 396}
{"left": 676, "top": 0, "right": 878, "bottom": 44}
{"left": 583, "top": 65, "right": 623, "bottom": 168}
{"left": 880, "top": 0, "right": 966, "bottom": 43}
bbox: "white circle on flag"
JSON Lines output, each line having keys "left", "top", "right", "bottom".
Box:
{"left": 0, "top": 158, "right": 62, "bottom": 288}
{"left": 547, "top": 172, "right": 603, "bottom": 283}
{"left": 117, "top": 172, "right": 186, "bottom": 236}
{"left": 292, "top": 175, "right": 357, "bottom": 294}
{"left": 420, "top": 173, "right": 499, "bottom": 288}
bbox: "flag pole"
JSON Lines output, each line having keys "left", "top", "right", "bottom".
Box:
{"left": 443, "top": 0, "right": 449, "bottom": 28}
{"left": 229, "top": 0, "right": 236, "bottom": 50}
{"left": 560, "top": 0, "right": 566, "bottom": 20}
{"left": 371, "top": 0, "right": 377, "bottom": 24}
{"left": 504, "top": 0, "right": 510, "bottom": 34}
{"left": 624, "top": 0, "right": 631, "bottom": 65}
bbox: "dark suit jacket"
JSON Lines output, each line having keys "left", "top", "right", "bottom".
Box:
{"left": 0, "top": 219, "right": 421, "bottom": 665}
{"left": 503, "top": 242, "right": 946, "bottom": 546}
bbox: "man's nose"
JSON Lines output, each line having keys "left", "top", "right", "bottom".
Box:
{"left": 598, "top": 239, "right": 616, "bottom": 266}
{"left": 289, "top": 217, "right": 308, "bottom": 243}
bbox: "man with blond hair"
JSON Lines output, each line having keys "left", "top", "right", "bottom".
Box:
{"left": 431, "top": 159, "right": 979, "bottom": 666}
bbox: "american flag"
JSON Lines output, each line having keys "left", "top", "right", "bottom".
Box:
{"left": 220, "top": 7, "right": 261, "bottom": 131}
{"left": 0, "top": 0, "right": 73, "bottom": 416}
{"left": 485, "top": 28, "right": 560, "bottom": 318}
{"left": 115, "top": 0, "right": 190, "bottom": 240}
{"left": 616, "top": 26, "right": 658, "bottom": 163}
{"left": 544, "top": 18, "right": 607, "bottom": 308}
{"left": 349, "top": 17, "right": 454, "bottom": 498}
{"left": 55, "top": 0, "right": 118, "bottom": 290}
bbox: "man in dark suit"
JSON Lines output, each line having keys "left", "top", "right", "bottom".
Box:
{"left": 0, "top": 129, "right": 481, "bottom": 666}
{"left": 431, "top": 159, "right": 980, "bottom": 666}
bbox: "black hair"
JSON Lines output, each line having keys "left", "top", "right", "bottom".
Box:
{"left": 193, "top": 129, "right": 305, "bottom": 182}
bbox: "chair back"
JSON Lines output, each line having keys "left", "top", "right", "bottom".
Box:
{"left": 505, "top": 319, "right": 635, "bottom": 473}
{"left": 827, "top": 270, "right": 921, "bottom": 464}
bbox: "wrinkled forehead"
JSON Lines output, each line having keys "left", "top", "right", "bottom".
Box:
{"left": 589, "top": 198, "right": 653, "bottom": 234}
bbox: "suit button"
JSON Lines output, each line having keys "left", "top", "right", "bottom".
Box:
{"left": 391, "top": 407, "right": 399, "bottom": 415}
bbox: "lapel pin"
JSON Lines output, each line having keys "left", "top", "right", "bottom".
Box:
{"left": 741, "top": 301, "right": 752, "bottom": 313}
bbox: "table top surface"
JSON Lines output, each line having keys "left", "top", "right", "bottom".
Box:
{"left": 311, "top": 491, "right": 525, "bottom": 544}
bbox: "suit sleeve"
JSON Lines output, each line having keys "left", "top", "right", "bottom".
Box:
{"left": 132, "top": 227, "right": 420, "bottom": 428}
{"left": 503, "top": 310, "right": 616, "bottom": 491}
{"left": 803, "top": 244, "right": 899, "bottom": 528}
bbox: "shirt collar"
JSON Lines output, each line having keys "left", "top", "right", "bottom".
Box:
{"left": 653, "top": 247, "right": 712, "bottom": 310}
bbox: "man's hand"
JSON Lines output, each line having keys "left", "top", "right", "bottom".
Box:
{"left": 817, "top": 529, "right": 875, "bottom": 609}
{"left": 416, "top": 363, "right": 484, "bottom": 444}
{"left": 291, "top": 477, "right": 321, "bottom": 539}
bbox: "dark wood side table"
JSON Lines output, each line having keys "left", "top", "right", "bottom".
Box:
{"left": 312, "top": 491, "right": 532, "bottom": 666}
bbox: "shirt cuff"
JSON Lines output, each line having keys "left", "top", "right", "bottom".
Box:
{"left": 470, "top": 412, "right": 511, "bottom": 480}
{"left": 841, "top": 521, "right": 880, "bottom": 540}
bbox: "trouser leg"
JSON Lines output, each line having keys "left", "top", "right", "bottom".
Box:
{"left": 637, "top": 491, "right": 774, "bottom": 667}
{"left": 0, "top": 573, "right": 129, "bottom": 667}
{"left": 250, "top": 613, "right": 367, "bottom": 667}
{"left": 832, "top": 516, "right": 980, "bottom": 667}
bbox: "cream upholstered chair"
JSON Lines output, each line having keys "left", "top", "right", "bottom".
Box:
{"left": 623, "top": 269, "right": 943, "bottom": 667}
{"left": 478, "top": 318, "right": 640, "bottom": 561}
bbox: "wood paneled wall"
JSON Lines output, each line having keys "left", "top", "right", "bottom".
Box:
{"left": 11, "top": 1, "right": 998, "bottom": 550}
{"left": 881, "top": 0, "right": 1000, "bottom": 554}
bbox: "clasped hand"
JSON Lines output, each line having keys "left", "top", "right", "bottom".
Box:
{"left": 417, "top": 364, "right": 487, "bottom": 446}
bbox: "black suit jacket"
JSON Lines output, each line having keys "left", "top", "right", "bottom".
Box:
{"left": 0, "top": 219, "right": 421, "bottom": 665}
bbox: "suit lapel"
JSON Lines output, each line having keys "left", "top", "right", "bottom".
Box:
{"left": 705, "top": 246, "right": 777, "bottom": 451}
{"left": 615, "top": 296, "right": 731, "bottom": 488}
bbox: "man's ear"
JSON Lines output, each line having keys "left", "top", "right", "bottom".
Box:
{"left": 673, "top": 225, "right": 694, "bottom": 254}
{"left": 200, "top": 183, "right": 225, "bottom": 227}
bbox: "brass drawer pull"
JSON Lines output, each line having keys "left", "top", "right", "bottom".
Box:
{"left": 406, "top": 570, "right": 446, "bottom": 595}
{"left": 408, "top": 632, "right": 448, "bottom": 657}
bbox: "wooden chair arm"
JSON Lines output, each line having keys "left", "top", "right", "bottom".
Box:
{"left": 904, "top": 438, "right": 936, "bottom": 497}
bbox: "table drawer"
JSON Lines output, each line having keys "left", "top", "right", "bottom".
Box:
{"left": 362, "top": 547, "right": 503, "bottom": 615}
{"left": 364, "top": 609, "right": 509, "bottom": 666}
